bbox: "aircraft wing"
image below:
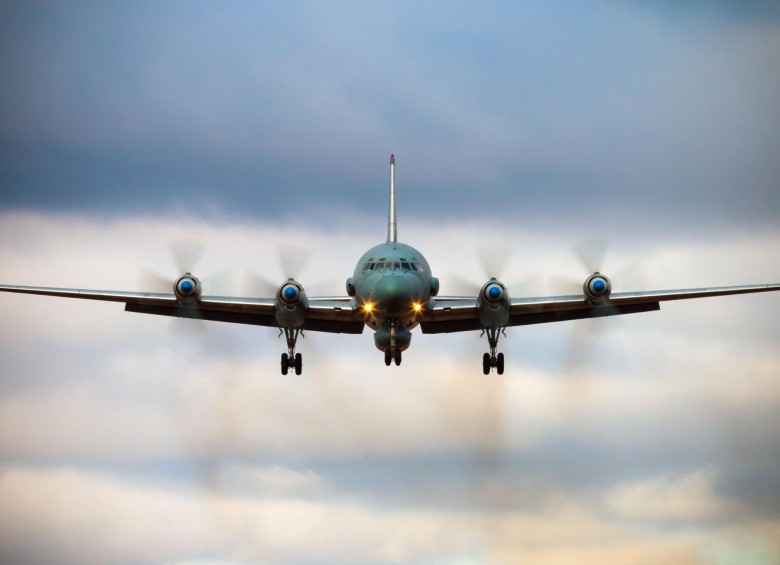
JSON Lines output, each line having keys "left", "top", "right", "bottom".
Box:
{"left": 0, "top": 284, "right": 364, "bottom": 334}
{"left": 420, "top": 283, "right": 780, "bottom": 333}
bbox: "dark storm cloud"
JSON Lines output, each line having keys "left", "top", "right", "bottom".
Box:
{"left": 1, "top": 1, "right": 778, "bottom": 231}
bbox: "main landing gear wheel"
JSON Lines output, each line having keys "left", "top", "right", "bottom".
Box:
{"left": 281, "top": 350, "right": 303, "bottom": 375}
{"left": 385, "top": 348, "right": 392, "bottom": 366}
{"left": 394, "top": 349, "right": 402, "bottom": 366}
{"left": 280, "top": 327, "right": 304, "bottom": 375}
{"left": 481, "top": 327, "right": 507, "bottom": 374}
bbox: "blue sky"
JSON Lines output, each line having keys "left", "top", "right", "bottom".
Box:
{"left": 1, "top": 2, "right": 780, "bottom": 564}
{"left": 2, "top": 1, "right": 779, "bottom": 229}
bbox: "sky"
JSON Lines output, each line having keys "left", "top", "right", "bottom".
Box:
{"left": 1, "top": 1, "right": 779, "bottom": 564}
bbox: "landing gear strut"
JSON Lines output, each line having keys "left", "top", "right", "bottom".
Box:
{"left": 280, "top": 327, "right": 303, "bottom": 375}
{"left": 481, "top": 327, "right": 505, "bottom": 375}
{"left": 384, "top": 318, "right": 402, "bottom": 367}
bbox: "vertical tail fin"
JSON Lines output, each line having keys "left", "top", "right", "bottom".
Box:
{"left": 387, "top": 154, "right": 397, "bottom": 244}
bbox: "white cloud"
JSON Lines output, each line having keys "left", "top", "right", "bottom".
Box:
{"left": 5, "top": 465, "right": 778, "bottom": 565}
{"left": 0, "top": 211, "right": 779, "bottom": 563}
{"left": 607, "top": 470, "right": 731, "bottom": 522}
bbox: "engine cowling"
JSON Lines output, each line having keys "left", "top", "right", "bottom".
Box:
{"left": 477, "top": 278, "right": 510, "bottom": 328}
{"left": 173, "top": 273, "right": 202, "bottom": 306}
{"left": 275, "top": 278, "right": 308, "bottom": 329}
{"left": 482, "top": 280, "right": 506, "bottom": 303}
{"left": 278, "top": 280, "right": 304, "bottom": 305}
{"left": 583, "top": 272, "right": 612, "bottom": 304}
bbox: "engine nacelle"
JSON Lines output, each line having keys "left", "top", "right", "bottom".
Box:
{"left": 275, "top": 278, "right": 308, "bottom": 329}
{"left": 477, "top": 278, "right": 510, "bottom": 328}
{"left": 173, "top": 273, "right": 202, "bottom": 306}
{"left": 583, "top": 272, "right": 612, "bottom": 304}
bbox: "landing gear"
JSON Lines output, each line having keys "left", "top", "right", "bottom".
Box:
{"left": 481, "top": 327, "right": 506, "bottom": 374}
{"left": 384, "top": 347, "right": 402, "bottom": 366}
{"left": 280, "top": 327, "right": 304, "bottom": 375}
{"left": 383, "top": 318, "right": 402, "bottom": 367}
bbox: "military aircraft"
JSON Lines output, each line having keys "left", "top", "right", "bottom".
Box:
{"left": 2, "top": 155, "right": 779, "bottom": 375}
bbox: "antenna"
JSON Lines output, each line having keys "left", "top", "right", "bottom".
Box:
{"left": 387, "top": 154, "right": 397, "bottom": 244}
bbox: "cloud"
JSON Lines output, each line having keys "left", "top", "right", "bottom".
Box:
{"left": 607, "top": 470, "right": 732, "bottom": 522}
{"left": 2, "top": 1, "right": 779, "bottom": 561}
{"left": 0, "top": 211, "right": 779, "bottom": 562}
{"left": 635, "top": 0, "right": 780, "bottom": 24}
{"left": 3, "top": 465, "right": 779, "bottom": 565}
{"left": 0, "top": 466, "right": 220, "bottom": 565}
{"left": 1, "top": 2, "right": 778, "bottom": 229}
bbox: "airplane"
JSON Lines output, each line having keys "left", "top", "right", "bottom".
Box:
{"left": 1, "top": 154, "right": 779, "bottom": 375}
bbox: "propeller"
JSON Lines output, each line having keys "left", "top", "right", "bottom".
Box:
{"left": 475, "top": 242, "right": 513, "bottom": 282}
{"left": 137, "top": 239, "right": 238, "bottom": 335}
{"left": 241, "top": 243, "right": 340, "bottom": 298}
{"left": 572, "top": 238, "right": 609, "bottom": 275}
{"left": 445, "top": 241, "right": 545, "bottom": 299}
{"left": 241, "top": 271, "right": 278, "bottom": 298}
{"left": 548, "top": 238, "right": 647, "bottom": 295}
{"left": 137, "top": 269, "right": 174, "bottom": 294}
{"left": 242, "top": 243, "right": 313, "bottom": 297}
{"left": 138, "top": 239, "right": 237, "bottom": 296}
{"left": 278, "top": 244, "right": 312, "bottom": 281}
{"left": 171, "top": 239, "right": 205, "bottom": 275}
{"left": 552, "top": 238, "right": 648, "bottom": 377}
{"left": 545, "top": 238, "right": 607, "bottom": 295}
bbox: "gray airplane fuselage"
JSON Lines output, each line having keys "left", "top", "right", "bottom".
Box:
{"left": 350, "top": 241, "right": 437, "bottom": 352}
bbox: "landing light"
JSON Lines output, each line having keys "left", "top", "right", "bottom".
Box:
{"left": 413, "top": 302, "right": 423, "bottom": 313}
{"left": 363, "top": 302, "right": 374, "bottom": 313}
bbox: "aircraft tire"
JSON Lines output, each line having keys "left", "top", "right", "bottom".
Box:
{"left": 281, "top": 353, "right": 289, "bottom": 375}
{"left": 497, "top": 352, "right": 505, "bottom": 375}
{"left": 482, "top": 353, "right": 490, "bottom": 375}
{"left": 394, "top": 349, "right": 402, "bottom": 366}
{"left": 384, "top": 349, "right": 392, "bottom": 366}
{"left": 294, "top": 353, "right": 302, "bottom": 375}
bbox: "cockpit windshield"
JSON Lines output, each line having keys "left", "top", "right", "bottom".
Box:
{"left": 361, "top": 256, "right": 425, "bottom": 273}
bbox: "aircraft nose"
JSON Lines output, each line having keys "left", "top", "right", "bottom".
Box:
{"left": 374, "top": 275, "right": 411, "bottom": 315}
